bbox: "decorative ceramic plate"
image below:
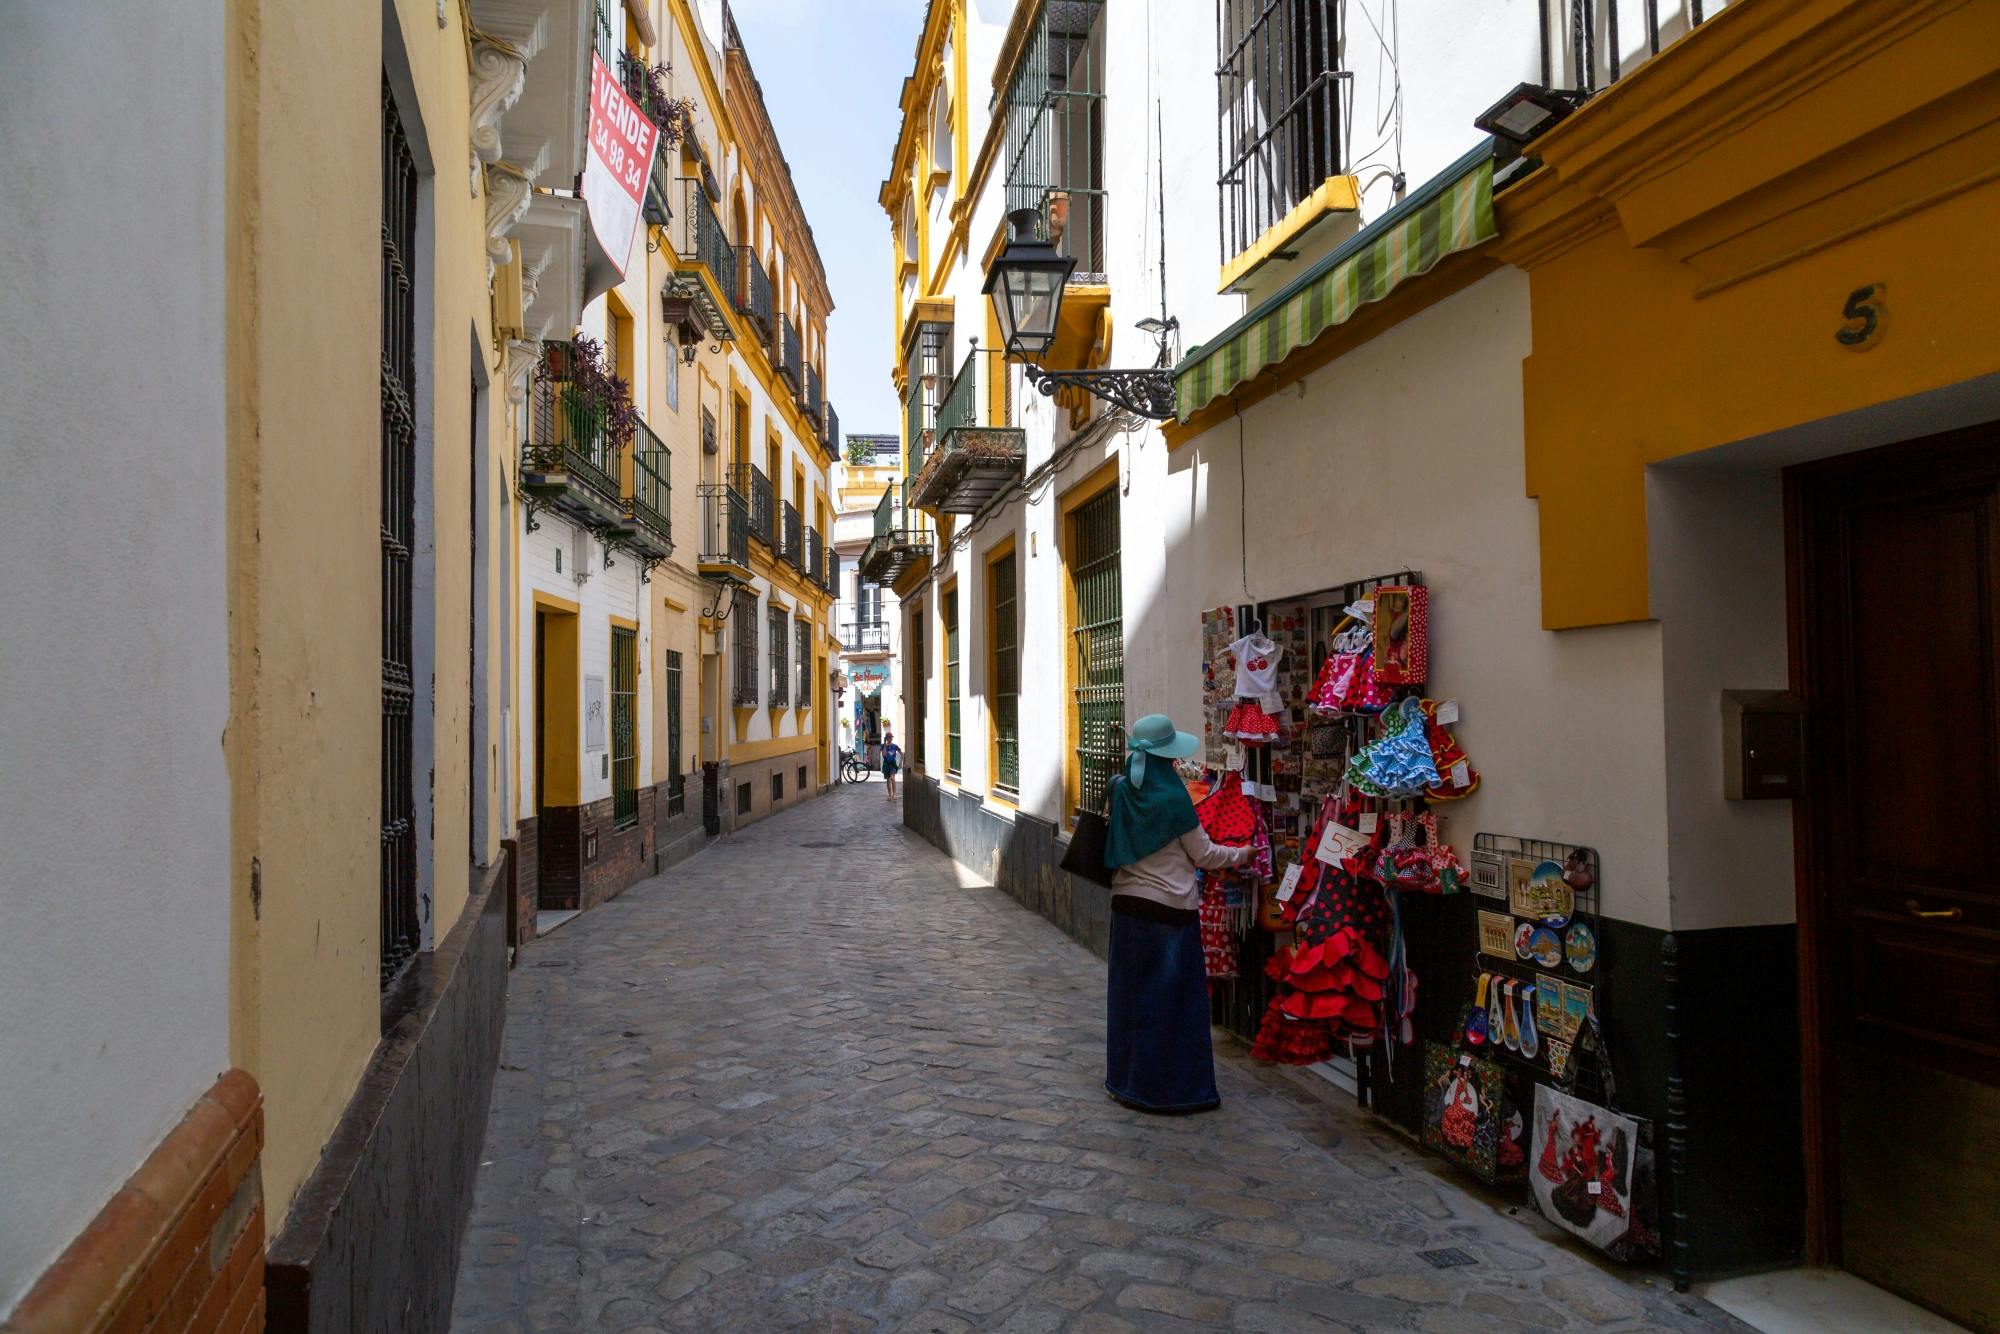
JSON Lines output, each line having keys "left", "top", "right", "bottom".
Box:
{"left": 1513, "top": 921, "right": 1536, "bottom": 960}
{"left": 1565, "top": 922, "right": 1597, "bottom": 974}
{"left": 1528, "top": 926, "right": 1563, "bottom": 970}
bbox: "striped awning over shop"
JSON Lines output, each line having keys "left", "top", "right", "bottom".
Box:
{"left": 1174, "top": 143, "right": 1499, "bottom": 420}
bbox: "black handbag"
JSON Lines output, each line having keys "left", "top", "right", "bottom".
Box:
{"left": 1061, "top": 777, "right": 1119, "bottom": 888}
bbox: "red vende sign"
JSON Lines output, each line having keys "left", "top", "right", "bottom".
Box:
{"left": 582, "top": 53, "right": 660, "bottom": 280}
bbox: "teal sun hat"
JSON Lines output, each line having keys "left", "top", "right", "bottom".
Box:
{"left": 1126, "top": 712, "right": 1200, "bottom": 787}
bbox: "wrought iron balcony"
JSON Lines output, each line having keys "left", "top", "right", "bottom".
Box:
{"left": 518, "top": 358, "right": 627, "bottom": 533}
{"left": 731, "top": 462, "right": 775, "bottom": 547}
{"left": 665, "top": 178, "right": 735, "bottom": 344}
{"left": 857, "top": 485, "right": 931, "bottom": 585}
{"left": 735, "top": 249, "right": 773, "bottom": 340}
{"left": 615, "top": 53, "right": 678, "bottom": 229}
{"left": 592, "top": 2, "right": 619, "bottom": 74}
{"left": 782, "top": 500, "right": 804, "bottom": 571}
{"left": 821, "top": 399, "right": 840, "bottom": 453}
{"left": 823, "top": 548, "right": 841, "bottom": 596}
{"left": 619, "top": 418, "right": 672, "bottom": 562}
{"left": 806, "top": 527, "right": 824, "bottom": 588}
{"left": 777, "top": 316, "right": 802, "bottom": 389}
{"left": 802, "top": 363, "right": 823, "bottom": 422}
{"left": 842, "top": 619, "right": 890, "bottom": 653}
{"left": 696, "top": 482, "right": 751, "bottom": 584}
{"left": 909, "top": 347, "right": 1024, "bottom": 515}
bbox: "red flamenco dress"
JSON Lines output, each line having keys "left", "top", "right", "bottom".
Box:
{"left": 1252, "top": 800, "right": 1394, "bottom": 1064}
{"left": 1193, "top": 773, "right": 1271, "bottom": 981}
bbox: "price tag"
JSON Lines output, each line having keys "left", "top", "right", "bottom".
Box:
{"left": 1275, "top": 863, "right": 1304, "bottom": 902}
{"left": 1259, "top": 692, "right": 1284, "bottom": 716}
{"left": 1250, "top": 780, "right": 1277, "bottom": 802}
{"left": 1315, "top": 818, "right": 1369, "bottom": 865}
{"left": 1436, "top": 700, "right": 1460, "bottom": 725}
{"left": 1451, "top": 760, "right": 1471, "bottom": 787}
{"left": 1587, "top": 1181, "right": 1602, "bottom": 1196}
{"left": 1357, "top": 812, "right": 1378, "bottom": 834}
{"left": 1458, "top": 1054, "right": 1471, "bottom": 1067}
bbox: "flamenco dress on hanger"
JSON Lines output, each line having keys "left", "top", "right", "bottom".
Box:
{"left": 1221, "top": 632, "right": 1285, "bottom": 745}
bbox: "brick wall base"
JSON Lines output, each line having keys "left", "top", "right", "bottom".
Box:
{"left": 2, "top": 1071, "right": 265, "bottom": 1334}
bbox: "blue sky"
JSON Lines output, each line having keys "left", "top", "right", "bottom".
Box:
{"left": 731, "top": 0, "right": 928, "bottom": 441}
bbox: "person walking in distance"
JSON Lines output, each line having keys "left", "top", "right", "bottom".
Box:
{"left": 1103, "top": 714, "right": 1254, "bottom": 1113}
{"left": 880, "top": 726, "right": 901, "bottom": 800}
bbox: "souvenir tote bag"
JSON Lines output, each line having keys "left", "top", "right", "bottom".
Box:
{"left": 1421, "top": 1041, "right": 1525, "bottom": 1185}
{"left": 1528, "top": 1022, "right": 1658, "bottom": 1258}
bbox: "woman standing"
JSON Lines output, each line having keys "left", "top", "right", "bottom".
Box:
{"left": 879, "top": 726, "right": 901, "bottom": 800}
{"left": 1103, "top": 714, "right": 1254, "bottom": 1113}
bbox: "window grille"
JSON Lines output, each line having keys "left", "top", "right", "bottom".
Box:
{"left": 1001, "top": 0, "right": 1107, "bottom": 278}
{"left": 796, "top": 619, "right": 812, "bottom": 707}
{"left": 611, "top": 628, "right": 638, "bottom": 827}
{"left": 944, "top": 589, "right": 962, "bottom": 776}
{"left": 665, "top": 650, "right": 685, "bottom": 817}
{"left": 732, "top": 590, "right": 759, "bottom": 706}
{"left": 904, "top": 321, "right": 952, "bottom": 477}
{"left": 1215, "top": 0, "right": 1342, "bottom": 264}
{"left": 992, "top": 553, "right": 1020, "bottom": 798}
{"left": 768, "top": 606, "right": 790, "bottom": 707}
{"left": 909, "top": 610, "right": 927, "bottom": 767}
{"left": 379, "top": 76, "right": 420, "bottom": 990}
{"left": 1069, "top": 487, "right": 1123, "bottom": 821}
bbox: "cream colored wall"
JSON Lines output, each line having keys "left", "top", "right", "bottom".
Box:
{"left": 229, "top": 0, "right": 509, "bottom": 1231}
{"left": 1147, "top": 271, "right": 1676, "bottom": 931}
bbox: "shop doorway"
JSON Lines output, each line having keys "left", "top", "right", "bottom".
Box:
{"left": 532, "top": 602, "right": 581, "bottom": 911}
{"left": 1789, "top": 426, "right": 1999, "bottom": 1332}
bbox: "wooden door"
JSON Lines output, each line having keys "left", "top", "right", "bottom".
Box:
{"left": 1791, "top": 426, "right": 2000, "bottom": 1333}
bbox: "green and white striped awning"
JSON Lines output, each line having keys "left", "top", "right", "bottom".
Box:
{"left": 1175, "top": 144, "right": 1499, "bottom": 420}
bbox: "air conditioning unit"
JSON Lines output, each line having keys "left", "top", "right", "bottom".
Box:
{"left": 572, "top": 527, "right": 593, "bottom": 586}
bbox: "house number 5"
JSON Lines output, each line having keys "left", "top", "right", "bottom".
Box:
{"left": 1837, "top": 283, "right": 1885, "bottom": 350}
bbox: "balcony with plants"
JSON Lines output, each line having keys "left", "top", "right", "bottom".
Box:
{"left": 908, "top": 346, "right": 1024, "bottom": 515}
{"left": 857, "top": 484, "right": 931, "bottom": 586}
{"left": 616, "top": 52, "right": 693, "bottom": 229}
{"left": 518, "top": 337, "right": 634, "bottom": 534}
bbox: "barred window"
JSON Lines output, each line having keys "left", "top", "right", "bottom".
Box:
{"left": 1001, "top": 0, "right": 1106, "bottom": 277}
{"left": 944, "top": 588, "right": 962, "bottom": 777}
{"left": 731, "top": 589, "right": 758, "bottom": 706}
{"left": 1068, "top": 487, "right": 1122, "bottom": 821}
{"left": 1216, "top": 0, "right": 1341, "bottom": 263}
{"left": 665, "top": 650, "right": 685, "bottom": 817}
{"left": 796, "top": 619, "right": 813, "bottom": 707}
{"left": 611, "top": 628, "right": 638, "bottom": 828}
{"left": 991, "top": 553, "right": 1019, "bottom": 799}
{"left": 768, "top": 606, "right": 790, "bottom": 707}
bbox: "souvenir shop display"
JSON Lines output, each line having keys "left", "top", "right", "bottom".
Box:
{"left": 1468, "top": 834, "right": 1604, "bottom": 1084}
{"left": 1199, "top": 572, "right": 1479, "bottom": 1081}
{"left": 1528, "top": 1018, "right": 1658, "bottom": 1259}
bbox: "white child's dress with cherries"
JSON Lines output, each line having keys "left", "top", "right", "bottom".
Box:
{"left": 1222, "top": 633, "right": 1284, "bottom": 745}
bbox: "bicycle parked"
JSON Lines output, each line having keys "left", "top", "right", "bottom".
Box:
{"left": 839, "top": 747, "right": 870, "bottom": 784}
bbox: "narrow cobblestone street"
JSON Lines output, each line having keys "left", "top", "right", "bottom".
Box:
{"left": 450, "top": 783, "right": 1741, "bottom": 1333}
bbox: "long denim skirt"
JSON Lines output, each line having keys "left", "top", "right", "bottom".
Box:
{"left": 1104, "top": 898, "right": 1219, "bottom": 1113}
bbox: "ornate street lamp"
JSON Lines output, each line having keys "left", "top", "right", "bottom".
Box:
{"left": 982, "top": 208, "right": 1178, "bottom": 421}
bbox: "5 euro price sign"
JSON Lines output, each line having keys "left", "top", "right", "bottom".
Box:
{"left": 583, "top": 54, "right": 661, "bottom": 279}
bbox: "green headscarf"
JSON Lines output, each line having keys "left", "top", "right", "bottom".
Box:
{"left": 1104, "top": 714, "right": 1202, "bottom": 868}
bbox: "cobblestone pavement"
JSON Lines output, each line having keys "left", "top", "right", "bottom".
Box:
{"left": 451, "top": 781, "right": 1743, "bottom": 1333}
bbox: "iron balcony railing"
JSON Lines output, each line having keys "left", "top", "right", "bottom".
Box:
{"left": 911, "top": 347, "right": 1026, "bottom": 515}
{"left": 627, "top": 417, "right": 671, "bottom": 550}
{"left": 824, "top": 548, "right": 841, "bottom": 596}
{"left": 806, "top": 527, "right": 824, "bottom": 587}
{"left": 672, "top": 177, "right": 734, "bottom": 288}
{"left": 873, "top": 486, "right": 897, "bottom": 538}
{"left": 735, "top": 248, "right": 773, "bottom": 338}
{"left": 592, "top": 2, "right": 619, "bottom": 73}
{"left": 1540, "top": 0, "right": 1717, "bottom": 96}
{"left": 1216, "top": 0, "right": 1341, "bottom": 265}
{"left": 1001, "top": 0, "right": 1108, "bottom": 279}
{"left": 782, "top": 500, "right": 804, "bottom": 571}
{"left": 821, "top": 400, "right": 840, "bottom": 452}
{"left": 523, "top": 364, "right": 623, "bottom": 505}
{"left": 802, "top": 364, "right": 823, "bottom": 422}
{"left": 934, "top": 346, "right": 983, "bottom": 440}
{"left": 732, "top": 462, "right": 774, "bottom": 546}
{"left": 778, "top": 316, "right": 802, "bottom": 388}
{"left": 617, "top": 53, "right": 677, "bottom": 228}
{"left": 696, "top": 482, "right": 749, "bottom": 571}
{"left": 843, "top": 620, "right": 889, "bottom": 652}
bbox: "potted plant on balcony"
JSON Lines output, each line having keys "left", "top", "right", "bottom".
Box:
{"left": 552, "top": 335, "right": 638, "bottom": 464}
{"left": 644, "top": 65, "right": 695, "bottom": 151}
